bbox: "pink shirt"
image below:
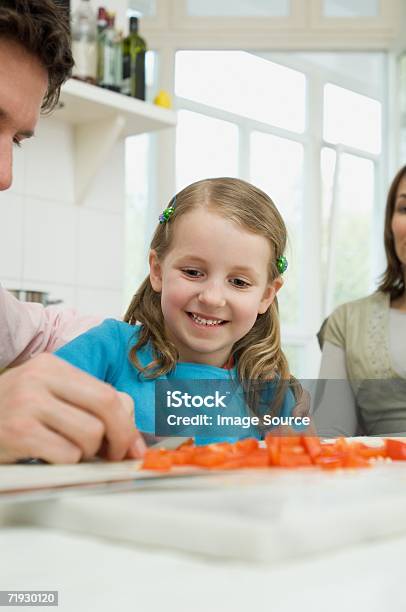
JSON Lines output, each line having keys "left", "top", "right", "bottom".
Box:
{"left": 0, "top": 286, "right": 103, "bottom": 368}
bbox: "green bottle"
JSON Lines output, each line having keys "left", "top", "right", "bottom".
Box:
{"left": 122, "top": 16, "right": 146, "bottom": 100}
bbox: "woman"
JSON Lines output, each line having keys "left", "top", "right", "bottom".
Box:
{"left": 316, "top": 166, "right": 406, "bottom": 437}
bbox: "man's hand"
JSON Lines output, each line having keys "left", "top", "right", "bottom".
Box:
{"left": 0, "top": 353, "right": 146, "bottom": 464}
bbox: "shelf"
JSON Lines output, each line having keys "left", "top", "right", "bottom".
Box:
{"left": 57, "top": 79, "right": 177, "bottom": 137}
{"left": 53, "top": 79, "right": 177, "bottom": 203}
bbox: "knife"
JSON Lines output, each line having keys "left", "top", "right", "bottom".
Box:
{"left": 149, "top": 436, "right": 191, "bottom": 450}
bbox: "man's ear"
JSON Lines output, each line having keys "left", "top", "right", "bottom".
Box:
{"left": 149, "top": 250, "right": 162, "bottom": 292}
{"left": 258, "top": 277, "right": 283, "bottom": 315}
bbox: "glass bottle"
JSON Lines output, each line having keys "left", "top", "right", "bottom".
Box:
{"left": 98, "top": 12, "right": 122, "bottom": 92}
{"left": 97, "top": 6, "right": 108, "bottom": 33}
{"left": 71, "top": 0, "right": 97, "bottom": 84}
{"left": 96, "top": 7, "right": 108, "bottom": 86}
{"left": 122, "top": 16, "right": 147, "bottom": 100}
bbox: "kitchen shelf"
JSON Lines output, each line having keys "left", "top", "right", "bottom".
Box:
{"left": 57, "top": 79, "right": 176, "bottom": 136}
{"left": 54, "top": 79, "right": 177, "bottom": 203}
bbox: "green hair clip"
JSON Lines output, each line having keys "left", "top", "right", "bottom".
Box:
{"left": 277, "top": 255, "right": 288, "bottom": 274}
{"left": 159, "top": 196, "right": 176, "bottom": 224}
{"left": 159, "top": 205, "right": 175, "bottom": 224}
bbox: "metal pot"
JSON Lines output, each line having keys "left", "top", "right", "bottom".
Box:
{"left": 8, "top": 290, "right": 63, "bottom": 307}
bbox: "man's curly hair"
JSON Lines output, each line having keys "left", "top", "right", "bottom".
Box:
{"left": 0, "top": 0, "right": 73, "bottom": 113}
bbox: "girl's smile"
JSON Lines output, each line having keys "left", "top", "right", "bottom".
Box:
{"left": 186, "top": 310, "right": 228, "bottom": 328}
{"left": 149, "top": 207, "right": 282, "bottom": 367}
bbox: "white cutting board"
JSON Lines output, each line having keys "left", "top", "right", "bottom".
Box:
{"left": 0, "top": 460, "right": 204, "bottom": 495}
{"left": 0, "top": 436, "right": 390, "bottom": 494}
{"left": 7, "top": 459, "right": 406, "bottom": 564}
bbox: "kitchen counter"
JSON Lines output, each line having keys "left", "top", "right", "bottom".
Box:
{"left": 1, "top": 524, "right": 405, "bottom": 612}
{"left": 2, "top": 460, "right": 406, "bottom": 611}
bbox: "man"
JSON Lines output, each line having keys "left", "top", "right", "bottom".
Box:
{"left": 0, "top": 0, "right": 146, "bottom": 463}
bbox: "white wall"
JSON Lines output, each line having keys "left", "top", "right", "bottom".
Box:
{"left": 0, "top": 115, "right": 126, "bottom": 318}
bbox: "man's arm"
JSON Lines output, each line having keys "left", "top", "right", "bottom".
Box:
{"left": 0, "top": 353, "right": 146, "bottom": 464}
{"left": 0, "top": 286, "right": 102, "bottom": 368}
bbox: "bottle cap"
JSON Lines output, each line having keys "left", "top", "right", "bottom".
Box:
{"left": 97, "top": 7, "right": 108, "bottom": 23}
{"left": 129, "top": 16, "right": 139, "bottom": 33}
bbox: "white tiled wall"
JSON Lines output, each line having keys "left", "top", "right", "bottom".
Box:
{"left": 24, "top": 197, "right": 77, "bottom": 285}
{"left": 0, "top": 193, "right": 24, "bottom": 280}
{"left": 0, "top": 115, "right": 126, "bottom": 318}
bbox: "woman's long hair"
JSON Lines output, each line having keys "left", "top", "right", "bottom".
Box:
{"left": 124, "top": 178, "right": 294, "bottom": 418}
{"left": 378, "top": 166, "right": 406, "bottom": 299}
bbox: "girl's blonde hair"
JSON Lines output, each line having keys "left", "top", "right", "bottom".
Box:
{"left": 124, "top": 177, "right": 291, "bottom": 396}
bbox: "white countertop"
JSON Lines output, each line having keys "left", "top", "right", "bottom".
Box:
{"left": 1, "top": 525, "right": 405, "bottom": 612}
{"left": 2, "top": 460, "right": 406, "bottom": 611}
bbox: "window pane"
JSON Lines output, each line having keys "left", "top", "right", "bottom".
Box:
{"left": 127, "top": 0, "right": 156, "bottom": 17}
{"left": 145, "top": 51, "right": 157, "bottom": 103}
{"left": 250, "top": 132, "right": 304, "bottom": 326}
{"left": 320, "top": 147, "right": 337, "bottom": 290}
{"left": 323, "top": 0, "right": 379, "bottom": 17}
{"left": 282, "top": 345, "right": 303, "bottom": 377}
{"left": 125, "top": 134, "right": 150, "bottom": 304}
{"left": 176, "top": 110, "right": 238, "bottom": 192}
{"left": 187, "top": 0, "right": 290, "bottom": 17}
{"left": 324, "top": 83, "right": 381, "bottom": 154}
{"left": 176, "top": 51, "right": 306, "bottom": 132}
{"left": 324, "top": 153, "right": 375, "bottom": 310}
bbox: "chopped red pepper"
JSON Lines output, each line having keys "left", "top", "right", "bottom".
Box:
{"left": 264, "top": 434, "right": 280, "bottom": 465}
{"left": 302, "top": 436, "right": 322, "bottom": 462}
{"left": 386, "top": 439, "right": 406, "bottom": 461}
{"left": 142, "top": 449, "right": 173, "bottom": 471}
{"left": 140, "top": 436, "right": 406, "bottom": 473}
{"left": 236, "top": 438, "right": 259, "bottom": 454}
{"left": 278, "top": 451, "right": 312, "bottom": 468}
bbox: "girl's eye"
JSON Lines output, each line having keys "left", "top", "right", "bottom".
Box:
{"left": 182, "top": 268, "right": 203, "bottom": 278}
{"left": 13, "top": 138, "right": 22, "bottom": 148}
{"left": 230, "top": 278, "right": 251, "bottom": 288}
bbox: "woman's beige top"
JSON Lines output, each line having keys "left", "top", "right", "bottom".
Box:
{"left": 321, "top": 291, "right": 406, "bottom": 435}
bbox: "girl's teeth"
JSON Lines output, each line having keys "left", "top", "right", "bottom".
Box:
{"left": 191, "top": 313, "right": 223, "bottom": 326}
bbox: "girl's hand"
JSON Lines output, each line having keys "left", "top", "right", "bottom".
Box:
{"left": 292, "top": 388, "right": 318, "bottom": 435}
{"left": 292, "top": 388, "right": 311, "bottom": 419}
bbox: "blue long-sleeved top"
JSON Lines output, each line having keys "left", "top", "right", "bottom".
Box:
{"left": 55, "top": 319, "right": 295, "bottom": 442}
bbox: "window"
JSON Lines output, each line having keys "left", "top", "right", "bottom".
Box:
{"left": 174, "top": 50, "right": 385, "bottom": 376}
{"left": 125, "top": 51, "right": 157, "bottom": 303}
{"left": 321, "top": 149, "right": 375, "bottom": 312}
{"left": 127, "top": 0, "right": 156, "bottom": 17}
{"left": 175, "top": 51, "right": 305, "bottom": 132}
{"left": 323, "top": 0, "right": 379, "bottom": 18}
{"left": 175, "top": 50, "right": 309, "bottom": 373}
{"left": 125, "top": 134, "right": 150, "bottom": 305}
{"left": 250, "top": 132, "right": 304, "bottom": 326}
{"left": 324, "top": 83, "right": 381, "bottom": 154}
{"left": 321, "top": 80, "right": 382, "bottom": 313}
{"left": 176, "top": 110, "right": 238, "bottom": 191}
{"left": 187, "top": 0, "right": 290, "bottom": 17}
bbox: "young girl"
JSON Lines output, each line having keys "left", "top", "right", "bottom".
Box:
{"left": 55, "top": 177, "right": 298, "bottom": 444}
